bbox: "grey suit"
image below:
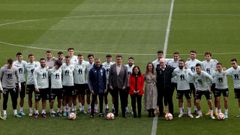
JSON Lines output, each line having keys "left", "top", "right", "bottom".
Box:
{"left": 109, "top": 64, "right": 128, "bottom": 117}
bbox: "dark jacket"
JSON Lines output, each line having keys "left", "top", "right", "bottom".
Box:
{"left": 89, "top": 64, "right": 106, "bottom": 94}
{"left": 109, "top": 64, "right": 128, "bottom": 89}
{"left": 156, "top": 65, "right": 174, "bottom": 89}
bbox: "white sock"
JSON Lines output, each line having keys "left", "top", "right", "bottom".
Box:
{"left": 225, "top": 109, "right": 228, "bottom": 114}
{"left": 179, "top": 107, "right": 183, "bottom": 114}
{"left": 42, "top": 110, "right": 46, "bottom": 114}
{"left": 13, "top": 109, "right": 17, "bottom": 115}
{"left": 194, "top": 106, "right": 197, "bottom": 111}
{"left": 64, "top": 106, "right": 67, "bottom": 112}
{"left": 215, "top": 108, "right": 218, "bottom": 113}
{"left": 20, "top": 107, "right": 23, "bottom": 112}
{"left": 81, "top": 106, "right": 85, "bottom": 110}
{"left": 3, "top": 110, "right": 7, "bottom": 115}
{"left": 88, "top": 104, "right": 91, "bottom": 109}
{"left": 198, "top": 110, "right": 202, "bottom": 115}
{"left": 29, "top": 108, "right": 33, "bottom": 113}
{"left": 218, "top": 109, "right": 222, "bottom": 113}
{"left": 210, "top": 110, "right": 213, "bottom": 116}
{"left": 187, "top": 107, "right": 191, "bottom": 114}
{"left": 105, "top": 104, "right": 109, "bottom": 109}
{"left": 35, "top": 110, "right": 39, "bottom": 114}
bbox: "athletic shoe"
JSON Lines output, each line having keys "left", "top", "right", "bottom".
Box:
{"left": 42, "top": 113, "right": 47, "bottom": 118}
{"left": 63, "top": 112, "right": 68, "bottom": 117}
{"left": 214, "top": 111, "right": 219, "bottom": 117}
{"left": 34, "top": 113, "right": 39, "bottom": 119}
{"left": 99, "top": 113, "right": 104, "bottom": 117}
{"left": 29, "top": 112, "right": 33, "bottom": 117}
{"left": 50, "top": 112, "right": 56, "bottom": 117}
{"left": 224, "top": 114, "right": 228, "bottom": 119}
{"left": 0, "top": 115, "right": 6, "bottom": 120}
{"left": 236, "top": 114, "right": 240, "bottom": 118}
{"left": 210, "top": 115, "right": 216, "bottom": 120}
{"left": 205, "top": 111, "right": 211, "bottom": 116}
{"left": 87, "top": 108, "right": 91, "bottom": 114}
{"left": 195, "top": 114, "right": 203, "bottom": 119}
{"left": 14, "top": 114, "right": 22, "bottom": 118}
{"left": 178, "top": 113, "right": 184, "bottom": 118}
{"left": 90, "top": 114, "right": 94, "bottom": 118}
{"left": 18, "top": 111, "right": 26, "bottom": 116}
{"left": 188, "top": 113, "right": 194, "bottom": 118}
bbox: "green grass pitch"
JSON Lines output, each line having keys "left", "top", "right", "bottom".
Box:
{"left": 0, "top": 0, "right": 240, "bottom": 135}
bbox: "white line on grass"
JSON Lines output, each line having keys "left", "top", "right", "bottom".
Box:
{"left": 151, "top": 0, "right": 175, "bottom": 135}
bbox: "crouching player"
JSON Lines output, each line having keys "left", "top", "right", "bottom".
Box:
{"left": 33, "top": 58, "right": 49, "bottom": 118}
{"left": 172, "top": 59, "right": 193, "bottom": 118}
{"left": 212, "top": 63, "right": 229, "bottom": 118}
{"left": 193, "top": 63, "right": 215, "bottom": 119}
{"left": 49, "top": 60, "right": 63, "bottom": 117}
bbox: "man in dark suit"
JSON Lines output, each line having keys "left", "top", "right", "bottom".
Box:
{"left": 109, "top": 55, "right": 128, "bottom": 117}
{"left": 156, "top": 58, "right": 175, "bottom": 116}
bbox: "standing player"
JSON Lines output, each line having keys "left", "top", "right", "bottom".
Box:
{"left": 45, "top": 50, "right": 56, "bottom": 69}
{"left": 0, "top": 59, "right": 21, "bottom": 119}
{"left": 33, "top": 58, "right": 49, "bottom": 118}
{"left": 25, "top": 54, "right": 40, "bottom": 116}
{"left": 212, "top": 63, "right": 229, "bottom": 118}
{"left": 0, "top": 81, "right": 3, "bottom": 119}
{"left": 125, "top": 57, "right": 135, "bottom": 114}
{"left": 102, "top": 54, "right": 115, "bottom": 113}
{"left": 13, "top": 52, "right": 27, "bottom": 116}
{"left": 193, "top": 64, "right": 215, "bottom": 119}
{"left": 89, "top": 58, "right": 106, "bottom": 117}
{"left": 172, "top": 59, "right": 193, "bottom": 118}
{"left": 49, "top": 60, "right": 63, "bottom": 117}
{"left": 86, "top": 54, "right": 95, "bottom": 113}
{"left": 68, "top": 48, "right": 78, "bottom": 65}
{"left": 202, "top": 52, "right": 218, "bottom": 116}
{"left": 185, "top": 50, "right": 202, "bottom": 113}
{"left": 226, "top": 58, "right": 240, "bottom": 117}
{"left": 57, "top": 51, "right": 65, "bottom": 62}
{"left": 74, "top": 54, "right": 88, "bottom": 114}
{"left": 62, "top": 56, "right": 75, "bottom": 116}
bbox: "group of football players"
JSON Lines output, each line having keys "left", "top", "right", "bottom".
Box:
{"left": 0, "top": 48, "right": 240, "bottom": 120}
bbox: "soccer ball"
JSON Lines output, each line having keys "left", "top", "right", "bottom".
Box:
{"left": 217, "top": 113, "right": 225, "bottom": 120}
{"left": 165, "top": 113, "right": 173, "bottom": 121}
{"left": 106, "top": 113, "right": 115, "bottom": 120}
{"left": 68, "top": 112, "right": 77, "bottom": 120}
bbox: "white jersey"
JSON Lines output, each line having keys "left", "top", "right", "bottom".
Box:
{"left": 212, "top": 70, "right": 228, "bottom": 89}
{"left": 86, "top": 62, "right": 94, "bottom": 82}
{"left": 185, "top": 59, "right": 202, "bottom": 83}
{"left": 46, "top": 57, "right": 56, "bottom": 69}
{"left": 167, "top": 59, "right": 179, "bottom": 83}
{"left": 193, "top": 71, "right": 213, "bottom": 91}
{"left": 74, "top": 62, "right": 88, "bottom": 84}
{"left": 202, "top": 59, "right": 218, "bottom": 75}
{"left": 49, "top": 67, "right": 62, "bottom": 89}
{"left": 102, "top": 61, "right": 115, "bottom": 85}
{"left": 62, "top": 63, "right": 75, "bottom": 86}
{"left": 172, "top": 68, "right": 192, "bottom": 90}
{"left": 33, "top": 67, "right": 49, "bottom": 89}
{"left": 125, "top": 64, "right": 135, "bottom": 75}
{"left": 70, "top": 55, "right": 78, "bottom": 65}
{"left": 25, "top": 61, "right": 40, "bottom": 85}
{"left": 13, "top": 60, "right": 27, "bottom": 83}
{"left": 226, "top": 66, "right": 240, "bottom": 89}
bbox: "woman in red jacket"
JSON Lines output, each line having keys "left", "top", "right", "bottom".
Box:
{"left": 129, "top": 66, "right": 144, "bottom": 118}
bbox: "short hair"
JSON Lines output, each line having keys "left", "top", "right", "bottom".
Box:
{"left": 173, "top": 51, "right": 180, "bottom": 55}
{"left": 94, "top": 58, "right": 101, "bottom": 61}
{"left": 204, "top": 52, "right": 212, "bottom": 56}
{"left": 231, "top": 58, "right": 237, "bottom": 62}
{"left": 39, "top": 58, "right": 45, "bottom": 61}
{"left": 55, "top": 60, "right": 62, "bottom": 67}
{"left": 128, "top": 57, "right": 134, "bottom": 60}
{"left": 46, "top": 50, "right": 52, "bottom": 54}
{"left": 157, "top": 50, "right": 163, "bottom": 54}
{"left": 196, "top": 63, "right": 202, "bottom": 67}
{"left": 217, "top": 62, "right": 222, "bottom": 66}
{"left": 67, "top": 48, "right": 74, "bottom": 51}
{"left": 16, "top": 52, "right": 22, "bottom": 56}
{"left": 57, "top": 51, "right": 64, "bottom": 55}
{"left": 106, "top": 54, "right": 112, "bottom": 58}
{"left": 116, "top": 55, "right": 123, "bottom": 59}
{"left": 88, "top": 54, "right": 94, "bottom": 58}
{"left": 78, "top": 54, "right": 83, "bottom": 57}
{"left": 7, "top": 58, "right": 13, "bottom": 65}
{"left": 179, "top": 59, "right": 185, "bottom": 63}
{"left": 65, "top": 55, "right": 70, "bottom": 59}
{"left": 190, "top": 50, "right": 197, "bottom": 54}
{"left": 28, "top": 54, "right": 34, "bottom": 58}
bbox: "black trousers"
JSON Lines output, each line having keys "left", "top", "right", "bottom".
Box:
{"left": 3, "top": 88, "right": 18, "bottom": 110}
{"left": 131, "top": 94, "right": 142, "bottom": 117}
{"left": 91, "top": 93, "right": 104, "bottom": 115}
{"left": 112, "top": 88, "right": 128, "bottom": 117}
{"left": 157, "top": 87, "right": 174, "bottom": 115}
